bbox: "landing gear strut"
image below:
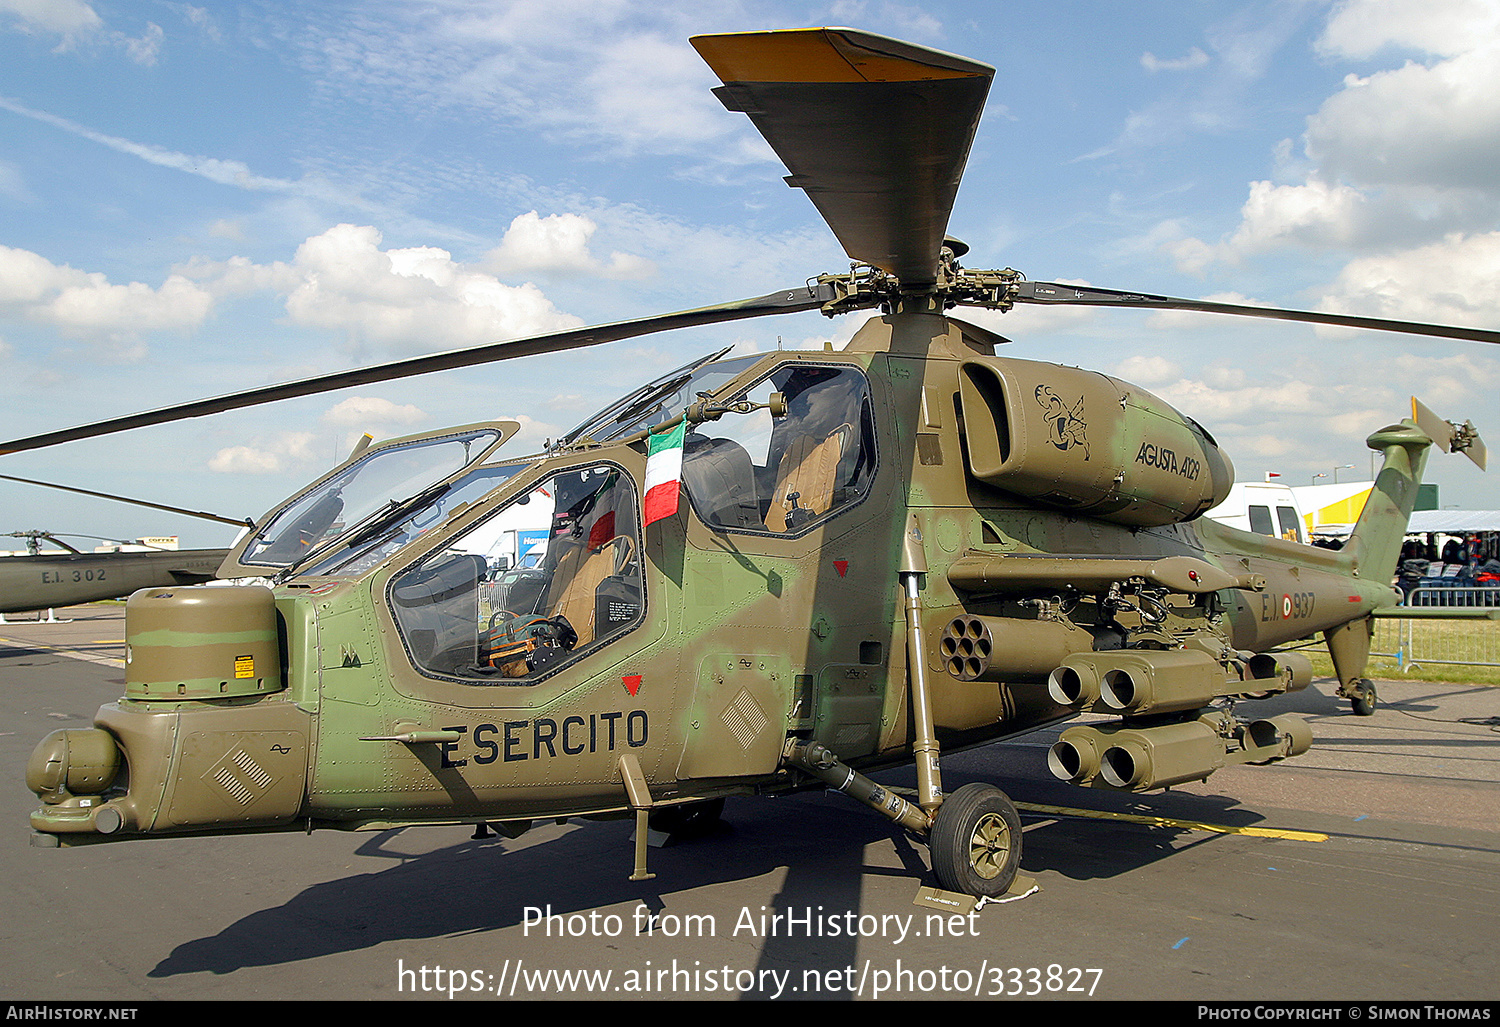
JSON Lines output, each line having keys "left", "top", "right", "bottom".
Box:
{"left": 1326, "top": 618, "right": 1379, "bottom": 718}
{"left": 783, "top": 524, "right": 1028, "bottom": 900}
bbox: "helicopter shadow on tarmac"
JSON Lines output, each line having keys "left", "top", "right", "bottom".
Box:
{"left": 147, "top": 792, "right": 909, "bottom": 982}
{"left": 0, "top": 643, "right": 123, "bottom": 669}
{"left": 0, "top": 645, "right": 67, "bottom": 666}
{"left": 1233, "top": 675, "right": 1500, "bottom": 765}
{"left": 884, "top": 677, "right": 1420, "bottom": 883}
{"left": 146, "top": 771, "right": 1241, "bottom": 983}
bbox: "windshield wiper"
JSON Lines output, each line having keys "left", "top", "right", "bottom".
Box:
{"left": 280, "top": 480, "right": 452, "bottom": 579}
{"left": 611, "top": 372, "right": 694, "bottom": 426}
{"left": 561, "top": 345, "right": 731, "bottom": 447}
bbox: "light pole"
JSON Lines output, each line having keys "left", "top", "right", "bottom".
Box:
{"left": 1331, "top": 464, "right": 1354, "bottom": 484}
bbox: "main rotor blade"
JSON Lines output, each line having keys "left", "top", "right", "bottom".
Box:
{"left": 0, "top": 473, "right": 252, "bottom": 527}
{"left": 0, "top": 285, "right": 831, "bottom": 456}
{"left": 693, "top": 28, "right": 993, "bottom": 289}
{"left": 1013, "top": 281, "right": 1500, "bottom": 345}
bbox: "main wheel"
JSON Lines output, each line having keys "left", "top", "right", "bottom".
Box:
{"left": 928, "top": 783, "right": 1022, "bottom": 898}
{"left": 1350, "top": 678, "right": 1378, "bottom": 717}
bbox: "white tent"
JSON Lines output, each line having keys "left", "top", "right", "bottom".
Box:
{"left": 1406, "top": 511, "right": 1500, "bottom": 534}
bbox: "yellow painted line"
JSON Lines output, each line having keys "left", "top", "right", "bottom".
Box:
{"left": 1016, "top": 801, "right": 1329, "bottom": 842}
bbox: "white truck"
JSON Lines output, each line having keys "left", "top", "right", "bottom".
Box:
{"left": 1205, "top": 481, "right": 1307, "bottom": 543}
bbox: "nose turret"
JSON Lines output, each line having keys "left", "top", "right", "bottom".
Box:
{"left": 27, "top": 727, "right": 125, "bottom": 836}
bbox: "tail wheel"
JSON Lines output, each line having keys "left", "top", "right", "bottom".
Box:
{"left": 1350, "top": 678, "right": 1378, "bottom": 717}
{"left": 929, "top": 783, "right": 1022, "bottom": 898}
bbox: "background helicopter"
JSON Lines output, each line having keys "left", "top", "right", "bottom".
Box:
{"left": 0, "top": 474, "right": 251, "bottom": 615}
{"left": 15, "top": 27, "right": 1495, "bottom": 901}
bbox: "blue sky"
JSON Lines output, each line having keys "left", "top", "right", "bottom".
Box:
{"left": 1, "top": 0, "right": 1497, "bottom": 549}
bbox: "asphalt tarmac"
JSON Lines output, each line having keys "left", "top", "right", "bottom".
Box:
{"left": 1, "top": 604, "right": 1497, "bottom": 1003}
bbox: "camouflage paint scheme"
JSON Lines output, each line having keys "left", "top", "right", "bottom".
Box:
{"left": 27, "top": 309, "right": 1435, "bottom": 844}
{"left": 22, "top": 27, "right": 1477, "bottom": 899}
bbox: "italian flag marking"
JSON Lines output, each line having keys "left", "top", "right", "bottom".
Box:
{"left": 643, "top": 420, "right": 686, "bottom": 527}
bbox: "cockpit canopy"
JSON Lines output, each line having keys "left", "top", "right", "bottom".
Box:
{"left": 374, "top": 351, "right": 878, "bottom": 687}
{"left": 222, "top": 422, "right": 518, "bottom": 579}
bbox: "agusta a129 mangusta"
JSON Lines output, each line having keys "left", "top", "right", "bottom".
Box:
{"left": 18, "top": 28, "right": 1491, "bottom": 899}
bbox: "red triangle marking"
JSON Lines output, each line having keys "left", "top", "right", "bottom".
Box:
{"left": 623, "top": 674, "right": 642, "bottom": 697}
{"left": 834, "top": 560, "right": 848, "bottom": 578}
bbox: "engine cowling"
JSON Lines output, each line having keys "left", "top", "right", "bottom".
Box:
{"left": 956, "top": 357, "right": 1234, "bottom": 526}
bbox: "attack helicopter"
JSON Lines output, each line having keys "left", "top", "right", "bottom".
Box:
{"left": 0, "top": 474, "right": 250, "bottom": 614}
{"left": 19, "top": 28, "right": 1494, "bottom": 899}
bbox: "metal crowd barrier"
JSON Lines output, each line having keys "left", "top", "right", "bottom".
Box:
{"left": 1405, "top": 584, "right": 1500, "bottom": 607}
{"left": 1373, "top": 587, "right": 1500, "bottom": 669}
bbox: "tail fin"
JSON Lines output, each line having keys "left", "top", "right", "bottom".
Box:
{"left": 1344, "top": 398, "right": 1485, "bottom": 582}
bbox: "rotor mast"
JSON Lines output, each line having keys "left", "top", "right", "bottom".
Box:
{"left": 692, "top": 29, "right": 1003, "bottom": 818}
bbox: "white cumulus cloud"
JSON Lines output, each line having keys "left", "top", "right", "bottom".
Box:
{"left": 0, "top": 243, "right": 214, "bottom": 354}
{"left": 183, "top": 223, "right": 587, "bottom": 353}
{"left": 207, "top": 432, "right": 318, "bottom": 475}
{"left": 1316, "top": 231, "right": 1500, "bottom": 328}
{"left": 0, "top": 1, "right": 164, "bottom": 64}
{"left": 1305, "top": 43, "right": 1500, "bottom": 192}
{"left": 1141, "top": 48, "right": 1209, "bottom": 73}
{"left": 0, "top": 0, "right": 102, "bottom": 41}
{"left": 1155, "top": 0, "right": 1500, "bottom": 346}
{"left": 283, "top": 224, "right": 582, "bottom": 350}
{"left": 1113, "top": 354, "right": 1181, "bottom": 386}
{"left": 1318, "top": 0, "right": 1500, "bottom": 61}
{"left": 321, "top": 395, "right": 427, "bottom": 428}
{"left": 483, "top": 211, "right": 654, "bottom": 279}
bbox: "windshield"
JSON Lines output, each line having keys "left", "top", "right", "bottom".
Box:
{"left": 681, "top": 362, "right": 877, "bottom": 535}
{"left": 388, "top": 462, "right": 643, "bottom": 682}
{"left": 240, "top": 425, "right": 506, "bottom": 570}
{"left": 298, "top": 461, "right": 530, "bottom": 577}
{"left": 561, "top": 349, "right": 761, "bottom": 446}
